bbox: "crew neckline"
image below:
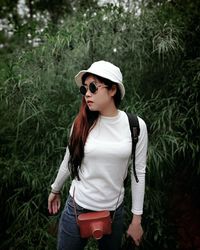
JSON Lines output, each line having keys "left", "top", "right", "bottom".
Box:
{"left": 100, "top": 110, "right": 122, "bottom": 121}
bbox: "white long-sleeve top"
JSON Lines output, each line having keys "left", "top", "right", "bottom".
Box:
{"left": 51, "top": 110, "right": 148, "bottom": 215}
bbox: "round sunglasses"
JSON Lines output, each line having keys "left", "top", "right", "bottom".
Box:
{"left": 79, "top": 82, "right": 107, "bottom": 96}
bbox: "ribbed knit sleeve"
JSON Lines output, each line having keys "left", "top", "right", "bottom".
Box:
{"left": 51, "top": 147, "right": 71, "bottom": 192}
{"left": 131, "top": 117, "right": 148, "bottom": 215}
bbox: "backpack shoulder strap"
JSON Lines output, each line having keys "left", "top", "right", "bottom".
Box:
{"left": 126, "top": 112, "right": 140, "bottom": 183}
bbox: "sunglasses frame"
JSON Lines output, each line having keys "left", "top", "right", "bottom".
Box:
{"left": 80, "top": 81, "right": 107, "bottom": 96}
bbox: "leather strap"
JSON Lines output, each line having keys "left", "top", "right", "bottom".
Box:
{"left": 73, "top": 187, "right": 79, "bottom": 225}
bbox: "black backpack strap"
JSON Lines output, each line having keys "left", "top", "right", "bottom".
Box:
{"left": 126, "top": 112, "right": 140, "bottom": 183}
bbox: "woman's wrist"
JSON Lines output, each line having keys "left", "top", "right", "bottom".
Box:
{"left": 51, "top": 190, "right": 61, "bottom": 195}
{"left": 131, "top": 214, "right": 142, "bottom": 225}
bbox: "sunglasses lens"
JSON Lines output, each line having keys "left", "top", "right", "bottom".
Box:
{"left": 79, "top": 82, "right": 98, "bottom": 96}
{"left": 89, "top": 82, "right": 97, "bottom": 94}
{"left": 80, "top": 85, "right": 87, "bottom": 96}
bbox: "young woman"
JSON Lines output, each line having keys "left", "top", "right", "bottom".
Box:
{"left": 48, "top": 60, "right": 148, "bottom": 250}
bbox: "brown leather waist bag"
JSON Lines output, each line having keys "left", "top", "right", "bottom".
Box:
{"left": 77, "top": 210, "right": 112, "bottom": 240}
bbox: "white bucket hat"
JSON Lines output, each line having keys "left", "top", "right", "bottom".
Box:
{"left": 74, "top": 60, "right": 125, "bottom": 99}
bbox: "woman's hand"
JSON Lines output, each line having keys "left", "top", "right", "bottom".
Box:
{"left": 48, "top": 192, "right": 61, "bottom": 214}
{"left": 127, "top": 215, "right": 143, "bottom": 246}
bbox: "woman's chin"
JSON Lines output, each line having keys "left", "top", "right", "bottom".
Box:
{"left": 88, "top": 106, "right": 97, "bottom": 112}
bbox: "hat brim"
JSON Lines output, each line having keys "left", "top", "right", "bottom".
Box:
{"left": 74, "top": 70, "right": 88, "bottom": 87}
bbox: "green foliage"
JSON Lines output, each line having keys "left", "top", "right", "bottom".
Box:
{"left": 0, "top": 1, "right": 200, "bottom": 249}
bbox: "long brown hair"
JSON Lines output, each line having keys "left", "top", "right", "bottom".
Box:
{"left": 68, "top": 73, "right": 121, "bottom": 180}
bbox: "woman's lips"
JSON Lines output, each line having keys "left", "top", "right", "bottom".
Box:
{"left": 87, "top": 100, "right": 93, "bottom": 105}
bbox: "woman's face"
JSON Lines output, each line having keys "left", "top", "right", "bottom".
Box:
{"left": 83, "top": 75, "right": 116, "bottom": 115}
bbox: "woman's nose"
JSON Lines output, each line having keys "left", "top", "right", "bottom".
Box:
{"left": 85, "top": 88, "right": 92, "bottom": 97}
